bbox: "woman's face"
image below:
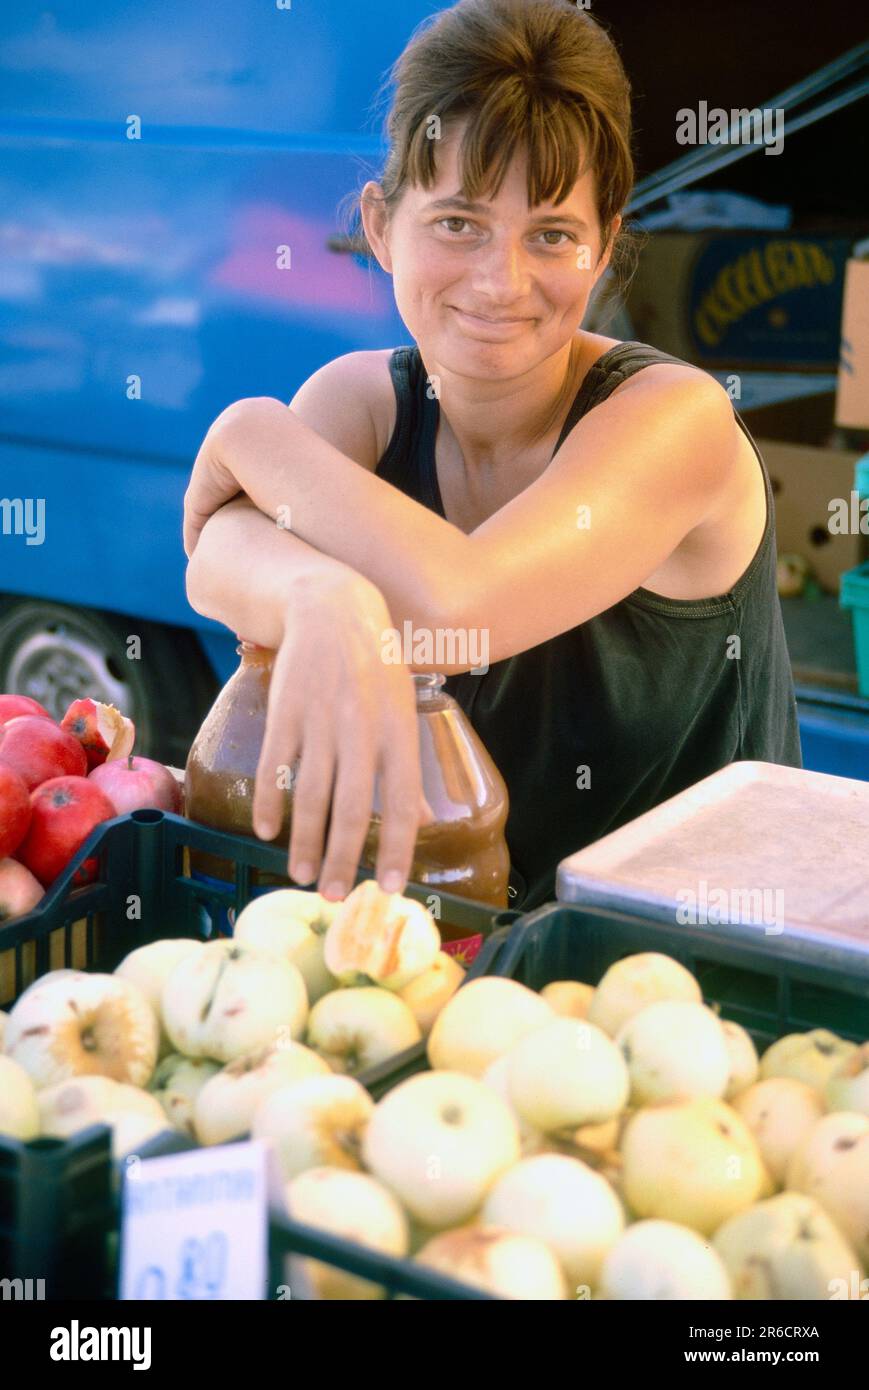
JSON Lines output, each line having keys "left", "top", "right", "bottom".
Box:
{"left": 363, "top": 115, "right": 619, "bottom": 376}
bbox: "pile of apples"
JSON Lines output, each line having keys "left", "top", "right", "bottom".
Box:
{"left": 0, "top": 693, "right": 180, "bottom": 920}
{"left": 2, "top": 882, "right": 867, "bottom": 1302}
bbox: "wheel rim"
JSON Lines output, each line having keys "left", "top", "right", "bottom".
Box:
{"left": 6, "top": 630, "right": 134, "bottom": 722}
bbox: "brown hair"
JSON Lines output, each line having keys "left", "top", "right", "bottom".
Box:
{"left": 342, "top": 0, "right": 638, "bottom": 280}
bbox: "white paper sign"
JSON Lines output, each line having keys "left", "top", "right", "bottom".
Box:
{"left": 119, "top": 1141, "right": 269, "bottom": 1300}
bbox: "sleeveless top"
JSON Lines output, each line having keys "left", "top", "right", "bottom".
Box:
{"left": 376, "top": 340, "right": 803, "bottom": 911}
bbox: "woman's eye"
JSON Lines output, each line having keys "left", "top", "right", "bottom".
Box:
{"left": 538, "top": 230, "right": 572, "bottom": 247}
{"left": 438, "top": 217, "right": 471, "bottom": 234}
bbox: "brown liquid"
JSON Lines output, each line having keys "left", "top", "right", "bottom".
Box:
{"left": 184, "top": 647, "right": 510, "bottom": 936}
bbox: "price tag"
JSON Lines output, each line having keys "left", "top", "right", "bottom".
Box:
{"left": 119, "top": 1141, "right": 270, "bottom": 1300}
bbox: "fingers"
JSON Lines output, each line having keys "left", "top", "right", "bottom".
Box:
{"left": 252, "top": 649, "right": 301, "bottom": 841}
{"left": 317, "top": 743, "right": 377, "bottom": 900}
{"left": 373, "top": 720, "right": 425, "bottom": 894}
{"left": 286, "top": 725, "right": 337, "bottom": 887}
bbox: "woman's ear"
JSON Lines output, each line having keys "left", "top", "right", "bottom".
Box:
{"left": 360, "top": 181, "right": 393, "bottom": 274}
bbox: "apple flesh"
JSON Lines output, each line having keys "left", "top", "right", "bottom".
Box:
{"left": 252, "top": 1073, "right": 374, "bottom": 1182}
{"left": 0, "top": 1055, "right": 40, "bottom": 1139}
{"left": 0, "top": 694, "right": 52, "bottom": 726}
{"left": 786, "top": 1111, "right": 869, "bottom": 1265}
{"left": 161, "top": 940, "right": 308, "bottom": 1062}
{"left": 621, "top": 1097, "right": 766, "bottom": 1235}
{"left": 427, "top": 977, "right": 554, "bottom": 1078}
{"left": 193, "top": 1041, "right": 330, "bottom": 1146}
{"left": 483, "top": 1152, "right": 626, "bottom": 1289}
{"left": 60, "top": 698, "right": 135, "bottom": 771}
{"left": 600, "top": 1219, "right": 733, "bottom": 1300}
{"left": 506, "top": 1017, "right": 630, "bottom": 1131}
{"left": 588, "top": 952, "right": 702, "bottom": 1038}
{"left": 0, "top": 763, "right": 31, "bottom": 859}
{"left": 415, "top": 1225, "right": 568, "bottom": 1299}
{"left": 363, "top": 1070, "right": 520, "bottom": 1229}
{"left": 233, "top": 890, "right": 337, "bottom": 1004}
{"left": 323, "top": 878, "right": 441, "bottom": 991}
{"left": 0, "top": 856, "right": 45, "bottom": 922}
{"left": 713, "top": 1192, "right": 863, "bottom": 1299}
{"left": 615, "top": 1001, "right": 731, "bottom": 1105}
{"left": 17, "top": 776, "right": 116, "bottom": 887}
{"left": 89, "top": 754, "right": 182, "bottom": 816}
{"left": 306, "top": 986, "right": 421, "bottom": 1075}
{"left": 38, "top": 1075, "right": 170, "bottom": 1158}
{"left": 0, "top": 715, "right": 87, "bottom": 790}
{"left": 148, "top": 1054, "right": 221, "bottom": 1136}
{"left": 283, "top": 1166, "right": 410, "bottom": 1300}
{"left": 731, "top": 1077, "right": 825, "bottom": 1186}
{"left": 759, "top": 1029, "right": 858, "bottom": 1094}
{"left": 5, "top": 969, "right": 159, "bottom": 1089}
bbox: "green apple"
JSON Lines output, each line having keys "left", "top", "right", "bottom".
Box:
{"left": 233, "top": 889, "right": 337, "bottom": 1004}
{"left": 825, "top": 1042, "right": 869, "bottom": 1117}
{"left": 616, "top": 1002, "right": 730, "bottom": 1104}
{"left": 482, "top": 1153, "right": 625, "bottom": 1288}
{"left": 621, "top": 1097, "right": 766, "bottom": 1235}
{"left": 540, "top": 981, "right": 594, "bottom": 1020}
{"left": 115, "top": 937, "right": 203, "bottom": 1058}
{"left": 148, "top": 1053, "right": 221, "bottom": 1137}
{"left": 415, "top": 1225, "right": 568, "bottom": 1299}
{"left": 721, "top": 1020, "right": 760, "bottom": 1100}
{"left": 252, "top": 1073, "right": 374, "bottom": 1182}
{"left": 306, "top": 987, "right": 421, "bottom": 1075}
{"left": 0, "top": 1055, "right": 39, "bottom": 1140}
{"left": 506, "top": 1017, "right": 630, "bottom": 1130}
{"left": 398, "top": 952, "right": 465, "bottom": 1035}
{"left": 193, "top": 1041, "right": 330, "bottom": 1145}
{"left": 713, "top": 1192, "right": 863, "bottom": 1298}
{"left": 759, "top": 1029, "right": 858, "bottom": 1094}
{"left": 786, "top": 1111, "right": 869, "bottom": 1265}
{"left": 480, "top": 1055, "right": 548, "bottom": 1157}
{"left": 38, "top": 1075, "right": 169, "bottom": 1158}
{"left": 731, "top": 1077, "right": 825, "bottom": 1186}
{"left": 588, "top": 953, "right": 701, "bottom": 1038}
{"left": 283, "top": 1166, "right": 409, "bottom": 1299}
{"left": 427, "top": 977, "right": 554, "bottom": 1078}
{"left": 600, "top": 1219, "right": 732, "bottom": 1300}
{"left": 363, "top": 1070, "right": 520, "bottom": 1229}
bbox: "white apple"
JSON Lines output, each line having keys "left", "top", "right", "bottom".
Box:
{"left": 482, "top": 1153, "right": 625, "bottom": 1289}
{"left": 599, "top": 1220, "right": 732, "bottom": 1300}
{"left": 786, "top": 1111, "right": 869, "bottom": 1265}
{"left": 481, "top": 1055, "right": 548, "bottom": 1157}
{"left": 283, "top": 1166, "right": 409, "bottom": 1299}
{"left": 233, "top": 890, "right": 337, "bottom": 1004}
{"left": 506, "top": 1017, "right": 630, "bottom": 1131}
{"left": 115, "top": 937, "right": 204, "bottom": 1057}
{"left": 38, "top": 1075, "right": 170, "bottom": 1158}
{"left": 161, "top": 940, "right": 308, "bottom": 1062}
{"left": 363, "top": 1070, "right": 520, "bottom": 1229}
{"left": 5, "top": 970, "right": 159, "bottom": 1089}
{"left": 427, "top": 977, "right": 554, "bottom": 1078}
{"left": 731, "top": 1078, "right": 825, "bottom": 1186}
{"left": 415, "top": 1225, "right": 568, "bottom": 1299}
{"left": 323, "top": 879, "right": 441, "bottom": 990}
{"left": 0, "top": 1055, "right": 40, "bottom": 1139}
{"left": 588, "top": 953, "right": 702, "bottom": 1037}
{"left": 616, "top": 1002, "right": 730, "bottom": 1104}
{"left": 398, "top": 952, "right": 465, "bottom": 1035}
{"left": 759, "top": 1029, "right": 858, "bottom": 1093}
{"left": 621, "top": 1097, "right": 766, "bottom": 1235}
{"left": 540, "top": 980, "right": 594, "bottom": 1020}
{"left": 306, "top": 987, "right": 421, "bottom": 1075}
{"left": 253, "top": 1073, "right": 374, "bottom": 1182}
{"left": 148, "top": 1054, "right": 221, "bottom": 1137}
{"left": 721, "top": 1020, "right": 760, "bottom": 1099}
{"left": 194, "top": 1042, "right": 330, "bottom": 1146}
{"left": 713, "top": 1192, "right": 863, "bottom": 1299}
{"left": 825, "top": 1042, "right": 869, "bottom": 1116}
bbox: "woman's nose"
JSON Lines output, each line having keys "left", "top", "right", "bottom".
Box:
{"left": 470, "top": 237, "right": 531, "bottom": 299}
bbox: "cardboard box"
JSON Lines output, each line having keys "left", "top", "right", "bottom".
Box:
{"left": 757, "top": 437, "right": 865, "bottom": 592}
{"left": 627, "top": 231, "right": 853, "bottom": 370}
{"left": 835, "top": 258, "right": 869, "bottom": 430}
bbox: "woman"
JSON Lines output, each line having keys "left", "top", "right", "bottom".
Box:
{"left": 183, "top": 0, "right": 801, "bottom": 909}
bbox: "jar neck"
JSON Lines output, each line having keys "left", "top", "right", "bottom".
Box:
{"left": 237, "top": 639, "right": 275, "bottom": 664}
{"left": 414, "top": 672, "right": 449, "bottom": 705}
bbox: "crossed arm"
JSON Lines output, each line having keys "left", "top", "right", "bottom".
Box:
{"left": 184, "top": 365, "right": 738, "bottom": 670}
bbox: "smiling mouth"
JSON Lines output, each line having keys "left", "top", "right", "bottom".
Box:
{"left": 453, "top": 308, "right": 531, "bottom": 324}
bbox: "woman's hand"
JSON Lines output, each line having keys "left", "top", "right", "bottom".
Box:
{"left": 253, "top": 568, "right": 428, "bottom": 900}
{"left": 183, "top": 397, "right": 282, "bottom": 560}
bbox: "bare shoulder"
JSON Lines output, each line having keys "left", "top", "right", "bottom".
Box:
{"left": 288, "top": 349, "right": 397, "bottom": 472}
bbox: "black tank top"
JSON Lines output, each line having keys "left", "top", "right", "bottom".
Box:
{"left": 376, "top": 340, "right": 802, "bottom": 911}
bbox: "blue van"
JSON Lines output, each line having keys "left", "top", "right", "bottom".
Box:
{"left": 0, "top": 0, "right": 439, "bottom": 762}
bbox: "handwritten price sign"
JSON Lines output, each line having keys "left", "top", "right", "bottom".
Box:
{"left": 119, "top": 1141, "right": 270, "bottom": 1300}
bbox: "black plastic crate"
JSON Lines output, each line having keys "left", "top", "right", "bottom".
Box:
{"left": 485, "top": 902, "right": 869, "bottom": 1048}
{"left": 0, "top": 808, "right": 513, "bottom": 1301}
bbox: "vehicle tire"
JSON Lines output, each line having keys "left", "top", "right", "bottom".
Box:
{"left": 0, "top": 597, "right": 218, "bottom": 767}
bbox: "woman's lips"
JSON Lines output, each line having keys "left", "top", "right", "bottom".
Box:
{"left": 452, "top": 307, "right": 532, "bottom": 334}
